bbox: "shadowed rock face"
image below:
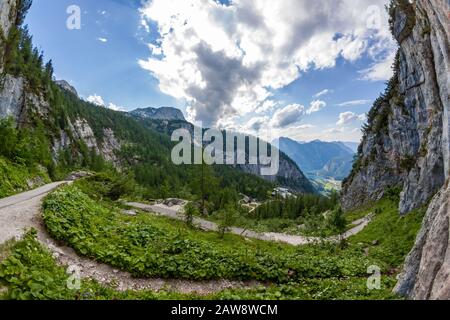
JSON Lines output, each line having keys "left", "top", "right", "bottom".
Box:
{"left": 395, "top": 180, "right": 450, "bottom": 299}
{"left": 341, "top": 0, "right": 449, "bottom": 215}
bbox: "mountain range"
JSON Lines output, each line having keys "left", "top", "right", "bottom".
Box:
{"left": 275, "top": 137, "right": 356, "bottom": 181}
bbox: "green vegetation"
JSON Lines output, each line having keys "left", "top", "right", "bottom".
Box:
{"left": 0, "top": 156, "right": 49, "bottom": 198}
{"left": 216, "top": 204, "right": 240, "bottom": 238}
{"left": 0, "top": 231, "right": 398, "bottom": 300}
{"left": 183, "top": 202, "right": 198, "bottom": 227}
{"left": 0, "top": 178, "right": 423, "bottom": 300}
{"left": 43, "top": 185, "right": 372, "bottom": 282}
{"left": 387, "top": 0, "right": 416, "bottom": 38}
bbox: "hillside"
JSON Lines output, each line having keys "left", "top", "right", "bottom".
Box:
{"left": 130, "top": 117, "right": 316, "bottom": 193}
{"left": 0, "top": 0, "right": 314, "bottom": 204}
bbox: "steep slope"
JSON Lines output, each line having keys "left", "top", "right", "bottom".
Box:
{"left": 132, "top": 117, "right": 316, "bottom": 193}
{"left": 341, "top": 0, "right": 449, "bottom": 215}
{"left": 277, "top": 137, "right": 355, "bottom": 180}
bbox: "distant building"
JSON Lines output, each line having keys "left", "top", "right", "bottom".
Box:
{"left": 272, "top": 187, "right": 294, "bottom": 199}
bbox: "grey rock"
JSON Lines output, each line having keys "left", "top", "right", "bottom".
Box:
{"left": 395, "top": 180, "right": 450, "bottom": 299}
{"left": 131, "top": 107, "right": 186, "bottom": 121}
{"left": 340, "top": 1, "right": 450, "bottom": 300}
{"left": 65, "top": 171, "right": 93, "bottom": 181}
{"left": 342, "top": 0, "right": 449, "bottom": 215}
{"left": 55, "top": 80, "right": 78, "bottom": 97}
{"left": 0, "top": 75, "right": 24, "bottom": 120}
{"left": 0, "top": 0, "right": 17, "bottom": 73}
{"left": 100, "top": 128, "right": 121, "bottom": 166}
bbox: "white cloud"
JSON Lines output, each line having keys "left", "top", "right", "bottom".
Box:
{"left": 86, "top": 95, "right": 125, "bottom": 111}
{"left": 306, "top": 100, "right": 326, "bottom": 114}
{"left": 139, "top": 0, "right": 394, "bottom": 127}
{"left": 336, "top": 111, "right": 366, "bottom": 126}
{"left": 255, "top": 100, "right": 278, "bottom": 114}
{"left": 107, "top": 103, "right": 125, "bottom": 112}
{"left": 359, "top": 50, "right": 396, "bottom": 81}
{"left": 314, "top": 89, "right": 332, "bottom": 98}
{"left": 270, "top": 104, "right": 304, "bottom": 128}
{"left": 244, "top": 116, "right": 269, "bottom": 133}
{"left": 97, "top": 37, "right": 108, "bottom": 43}
{"left": 295, "top": 124, "right": 316, "bottom": 130}
{"left": 337, "top": 99, "right": 371, "bottom": 107}
{"left": 86, "top": 94, "right": 105, "bottom": 106}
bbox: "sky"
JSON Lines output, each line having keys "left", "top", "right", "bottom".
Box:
{"left": 25, "top": 0, "right": 397, "bottom": 142}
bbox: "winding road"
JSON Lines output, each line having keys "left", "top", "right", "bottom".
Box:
{"left": 0, "top": 183, "right": 374, "bottom": 294}
{"left": 126, "top": 202, "right": 374, "bottom": 246}
{"left": 0, "top": 183, "right": 260, "bottom": 294}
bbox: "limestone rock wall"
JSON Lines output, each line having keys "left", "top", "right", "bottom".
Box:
{"left": 342, "top": 0, "right": 450, "bottom": 215}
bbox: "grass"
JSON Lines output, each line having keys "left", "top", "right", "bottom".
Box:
{"left": 0, "top": 156, "right": 50, "bottom": 198}
{"left": 348, "top": 199, "right": 425, "bottom": 269}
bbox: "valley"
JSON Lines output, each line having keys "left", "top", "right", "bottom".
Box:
{"left": 0, "top": 0, "right": 449, "bottom": 302}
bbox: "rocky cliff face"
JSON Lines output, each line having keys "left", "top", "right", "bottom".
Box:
{"left": 341, "top": 0, "right": 450, "bottom": 215}
{"left": 0, "top": 0, "right": 17, "bottom": 74}
{"left": 395, "top": 180, "right": 450, "bottom": 299}
{"left": 341, "top": 0, "right": 450, "bottom": 300}
{"left": 0, "top": 76, "right": 121, "bottom": 167}
{"left": 131, "top": 107, "right": 186, "bottom": 121}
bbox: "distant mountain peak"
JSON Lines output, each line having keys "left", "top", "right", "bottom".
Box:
{"left": 130, "top": 107, "right": 185, "bottom": 121}
{"left": 277, "top": 137, "right": 355, "bottom": 181}
{"left": 55, "top": 80, "right": 78, "bottom": 97}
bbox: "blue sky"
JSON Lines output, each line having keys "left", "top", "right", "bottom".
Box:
{"left": 26, "top": 0, "right": 396, "bottom": 142}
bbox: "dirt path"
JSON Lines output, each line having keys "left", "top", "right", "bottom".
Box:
{"left": 0, "top": 183, "right": 261, "bottom": 295}
{"left": 127, "top": 202, "right": 374, "bottom": 246}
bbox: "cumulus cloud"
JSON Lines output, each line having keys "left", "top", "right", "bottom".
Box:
{"left": 244, "top": 116, "right": 270, "bottom": 133}
{"left": 306, "top": 100, "right": 326, "bottom": 114}
{"left": 270, "top": 104, "right": 304, "bottom": 128}
{"left": 336, "top": 111, "right": 366, "bottom": 126}
{"left": 107, "top": 103, "right": 125, "bottom": 112}
{"left": 359, "top": 50, "right": 396, "bottom": 81}
{"left": 86, "top": 94, "right": 105, "bottom": 106}
{"left": 139, "top": 0, "right": 394, "bottom": 127}
{"left": 337, "top": 99, "right": 371, "bottom": 107}
{"left": 86, "top": 94, "right": 125, "bottom": 111}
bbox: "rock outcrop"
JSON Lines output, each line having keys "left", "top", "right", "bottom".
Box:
{"left": 0, "top": 74, "right": 24, "bottom": 120}
{"left": 341, "top": 0, "right": 450, "bottom": 300}
{"left": 55, "top": 80, "right": 78, "bottom": 97}
{"left": 342, "top": 0, "right": 450, "bottom": 215}
{"left": 0, "top": 0, "right": 18, "bottom": 73}
{"left": 395, "top": 180, "right": 450, "bottom": 299}
{"left": 131, "top": 107, "right": 186, "bottom": 121}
